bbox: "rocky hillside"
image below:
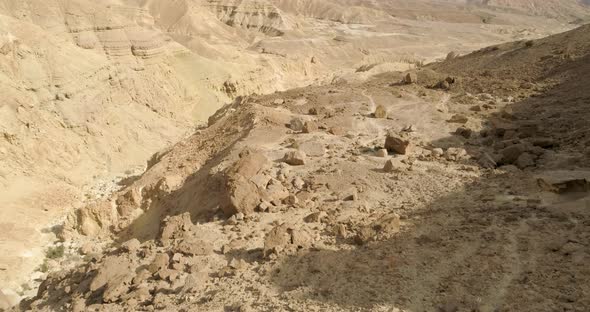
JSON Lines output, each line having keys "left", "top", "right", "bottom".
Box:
{"left": 13, "top": 24, "right": 590, "bottom": 312}
{"left": 1, "top": 0, "right": 589, "bottom": 307}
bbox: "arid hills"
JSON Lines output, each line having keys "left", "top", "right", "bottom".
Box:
{"left": 1, "top": 0, "right": 590, "bottom": 310}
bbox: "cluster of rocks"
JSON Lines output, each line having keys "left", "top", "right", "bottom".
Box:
{"left": 223, "top": 148, "right": 314, "bottom": 216}
{"left": 476, "top": 117, "right": 556, "bottom": 169}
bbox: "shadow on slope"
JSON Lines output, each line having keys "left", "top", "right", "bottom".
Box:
{"left": 270, "top": 40, "right": 590, "bottom": 311}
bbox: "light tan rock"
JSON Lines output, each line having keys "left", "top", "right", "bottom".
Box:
{"left": 283, "top": 150, "right": 306, "bottom": 166}
{"left": 298, "top": 141, "right": 325, "bottom": 157}
{"left": 148, "top": 253, "right": 170, "bottom": 274}
{"left": 385, "top": 135, "right": 412, "bottom": 155}
{"left": 289, "top": 118, "right": 304, "bottom": 132}
{"left": 383, "top": 159, "right": 397, "bottom": 172}
{"left": 174, "top": 238, "right": 213, "bottom": 256}
{"left": 374, "top": 105, "right": 387, "bottom": 118}
{"left": 303, "top": 121, "right": 318, "bottom": 133}
{"left": 223, "top": 150, "right": 269, "bottom": 215}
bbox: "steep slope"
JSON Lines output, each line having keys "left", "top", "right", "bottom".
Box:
{"left": 1, "top": 0, "right": 589, "bottom": 307}
{"left": 16, "top": 24, "right": 590, "bottom": 311}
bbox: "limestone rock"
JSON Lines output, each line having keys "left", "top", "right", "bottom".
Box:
{"left": 121, "top": 238, "right": 141, "bottom": 252}
{"left": 223, "top": 150, "right": 269, "bottom": 215}
{"left": 304, "top": 211, "right": 327, "bottom": 223}
{"left": 298, "top": 141, "right": 325, "bottom": 157}
{"left": 403, "top": 72, "right": 418, "bottom": 84}
{"left": 148, "top": 253, "right": 170, "bottom": 274}
{"left": 478, "top": 152, "right": 497, "bottom": 169}
{"left": 374, "top": 105, "right": 387, "bottom": 118}
{"left": 329, "top": 126, "right": 345, "bottom": 136}
{"left": 72, "top": 201, "right": 118, "bottom": 237}
{"left": 501, "top": 143, "right": 526, "bottom": 164}
{"left": 283, "top": 150, "right": 306, "bottom": 166}
{"left": 383, "top": 159, "right": 397, "bottom": 172}
{"left": 264, "top": 224, "right": 291, "bottom": 257}
{"left": 455, "top": 127, "right": 472, "bottom": 139}
{"left": 444, "top": 147, "right": 468, "bottom": 161}
{"left": 515, "top": 152, "right": 535, "bottom": 169}
{"left": 447, "top": 114, "right": 468, "bottom": 124}
{"left": 385, "top": 135, "right": 412, "bottom": 155}
{"left": 432, "top": 148, "right": 444, "bottom": 157}
{"left": 160, "top": 213, "right": 193, "bottom": 241}
{"left": 289, "top": 118, "right": 304, "bottom": 132}
{"left": 90, "top": 256, "right": 135, "bottom": 293}
{"left": 103, "top": 273, "right": 134, "bottom": 303}
{"left": 446, "top": 51, "right": 458, "bottom": 60}
{"left": 174, "top": 238, "right": 213, "bottom": 256}
{"left": 302, "top": 121, "right": 318, "bottom": 133}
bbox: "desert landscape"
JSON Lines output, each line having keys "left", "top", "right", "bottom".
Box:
{"left": 1, "top": 0, "right": 589, "bottom": 311}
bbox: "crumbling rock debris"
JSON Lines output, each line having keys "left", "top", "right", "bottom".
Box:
{"left": 264, "top": 224, "right": 313, "bottom": 257}
{"left": 444, "top": 148, "right": 468, "bottom": 161}
{"left": 355, "top": 214, "right": 401, "bottom": 245}
{"left": 263, "top": 224, "right": 291, "bottom": 257}
{"left": 148, "top": 253, "right": 170, "bottom": 274}
{"left": 160, "top": 213, "right": 193, "bottom": 242}
{"left": 174, "top": 237, "right": 213, "bottom": 256}
{"left": 90, "top": 256, "right": 135, "bottom": 300}
{"left": 115, "top": 188, "right": 142, "bottom": 218}
{"left": 304, "top": 211, "right": 327, "bottom": 223}
{"left": 121, "top": 238, "right": 141, "bottom": 252}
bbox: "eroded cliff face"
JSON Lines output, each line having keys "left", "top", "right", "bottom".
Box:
{"left": 204, "top": 0, "right": 291, "bottom": 36}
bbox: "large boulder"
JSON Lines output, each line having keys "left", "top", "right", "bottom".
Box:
{"left": 283, "top": 150, "right": 307, "bottom": 165}
{"left": 223, "top": 150, "right": 269, "bottom": 216}
{"left": 385, "top": 134, "right": 412, "bottom": 155}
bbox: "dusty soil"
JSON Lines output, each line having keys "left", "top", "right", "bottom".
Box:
{"left": 8, "top": 23, "right": 590, "bottom": 311}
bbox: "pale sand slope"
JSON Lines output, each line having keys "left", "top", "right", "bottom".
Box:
{"left": 0, "top": 0, "right": 589, "bottom": 306}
